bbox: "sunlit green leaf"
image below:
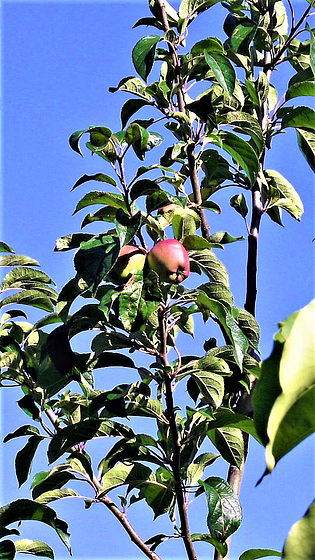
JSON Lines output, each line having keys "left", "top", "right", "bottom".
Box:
{"left": 282, "top": 501, "right": 315, "bottom": 560}
{"left": 204, "top": 51, "right": 235, "bottom": 97}
{"left": 14, "top": 539, "right": 54, "bottom": 559}
{"left": 73, "top": 191, "right": 126, "bottom": 215}
{"left": 1, "top": 268, "right": 53, "bottom": 291}
{"left": 132, "top": 35, "right": 160, "bottom": 81}
{"left": 210, "top": 131, "right": 259, "bottom": 186}
{"left": 191, "top": 533, "right": 227, "bottom": 557}
{"left": 0, "top": 291, "right": 54, "bottom": 312}
{"left": 281, "top": 106, "right": 315, "bottom": 131}
{"left": 98, "top": 462, "right": 152, "bottom": 496}
{"left": 0, "top": 255, "right": 40, "bottom": 268}
{"left": 254, "top": 300, "right": 315, "bottom": 474}
{"left": 208, "top": 426, "right": 244, "bottom": 468}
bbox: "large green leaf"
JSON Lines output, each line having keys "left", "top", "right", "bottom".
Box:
{"left": 121, "top": 98, "right": 153, "bottom": 128}
{"left": 48, "top": 419, "right": 134, "bottom": 463}
{"left": 253, "top": 300, "right": 315, "bottom": 474}
{"left": 109, "top": 76, "right": 152, "bottom": 101}
{"left": 0, "top": 291, "right": 55, "bottom": 312}
{"left": 15, "top": 435, "right": 45, "bottom": 487}
{"left": 191, "top": 533, "right": 227, "bottom": 557}
{"left": 1, "top": 268, "right": 53, "bottom": 291}
{"left": 73, "top": 191, "right": 126, "bottom": 214}
{"left": 140, "top": 480, "right": 174, "bottom": 519}
{"left": 224, "top": 111, "right": 264, "bottom": 154}
{"left": 282, "top": 501, "right": 315, "bottom": 560}
{"left": 296, "top": 127, "right": 315, "bottom": 172}
{"left": 74, "top": 234, "right": 120, "bottom": 293}
{"left": 132, "top": 35, "right": 160, "bottom": 81}
{"left": 281, "top": 106, "right": 315, "bottom": 131}
{"left": 265, "top": 169, "right": 304, "bottom": 221}
{"left": 0, "top": 500, "right": 71, "bottom": 552}
{"left": 189, "top": 248, "right": 229, "bottom": 287}
{"left": 14, "top": 539, "right": 54, "bottom": 559}
{"left": 200, "top": 477, "right": 242, "bottom": 542}
{"left": 210, "top": 131, "right": 259, "bottom": 186}
{"left": 285, "top": 80, "right": 315, "bottom": 101}
{"left": 0, "top": 255, "right": 40, "bottom": 267}
{"left": 98, "top": 462, "right": 152, "bottom": 496}
{"left": 208, "top": 426, "right": 244, "bottom": 468}
{"left": 204, "top": 51, "right": 235, "bottom": 97}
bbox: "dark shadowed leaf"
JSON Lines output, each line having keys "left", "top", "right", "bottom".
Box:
{"left": 74, "top": 234, "right": 120, "bottom": 293}
{"left": 208, "top": 426, "right": 244, "bottom": 468}
{"left": 296, "top": 128, "right": 315, "bottom": 172}
{"left": 281, "top": 106, "right": 315, "bottom": 130}
{"left": 0, "top": 540, "right": 15, "bottom": 560}
{"left": 121, "top": 98, "right": 152, "bottom": 128}
{"left": 15, "top": 435, "right": 45, "bottom": 487}
{"left": 191, "top": 533, "right": 227, "bottom": 557}
{"left": 0, "top": 500, "right": 71, "bottom": 552}
{"left": 71, "top": 173, "right": 117, "bottom": 191}
{"left": 48, "top": 419, "right": 134, "bottom": 463}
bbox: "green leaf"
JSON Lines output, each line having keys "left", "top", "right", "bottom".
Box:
{"left": 48, "top": 419, "right": 134, "bottom": 463}
{"left": 130, "top": 179, "right": 160, "bottom": 202}
{"left": 208, "top": 427, "right": 244, "bottom": 468}
{"left": 189, "top": 248, "right": 229, "bottom": 287}
{"left": 0, "top": 242, "right": 15, "bottom": 254}
{"left": 296, "top": 128, "right": 315, "bottom": 172}
{"left": 207, "top": 408, "right": 262, "bottom": 444}
{"left": 200, "top": 477, "right": 242, "bottom": 542}
{"left": 54, "top": 233, "right": 93, "bottom": 252}
{"left": 239, "top": 549, "right": 282, "bottom": 560}
{"left": 281, "top": 106, "right": 315, "bottom": 131}
{"left": 191, "top": 533, "right": 227, "bottom": 556}
{"left": 15, "top": 435, "right": 45, "bottom": 487}
{"left": 121, "top": 98, "right": 152, "bottom": 128}
{"left": 0, "top": 499, "right": 71, "bottom": 552}
{"left": 118, "top": 271, "right": 144, "bottom": 331}
{"left": 74, "top": 234, "right": 120, "bottom": 293}
{"left": 285, "top": 81, "right": 315, "bottom": 101}
{"left": 115, "top": 209, "right": 142, "bottom": 247}
{"left": 264, "top": 170, "right": 304, "bottom": 221}
{"left": 187, "top": 453, "right": 220, "bottom": 485}
{"left": 210, "top": 131, "right": 259, "bottom": 186}
{"left": 0, "top": 291, "right": 54, "bottom": 312}
{"left": 140, "top": 480, "right": 174, "bottom": 519}
{"left": 98, "top": 462, "right": 152, "bottom": 496}
{"left": 182, "top": 355, "right": 229, "bottom": 408}
{"left": 132, "top": 35, "right": 160, "bottom": 81}
{"left": 109, "top": 76, "right": 152, "bottom": 101}
{"left": 35, "top": 489, "right": 80, "bottom": 504}
{"left": 3, "top": 425, "right": 41, "bottom": 443}
{"left": 282, "top": 501, "right": 315, "bottom": 560}
{"left": 224, "top": 111, "right": 264, "bottom": 154}
{"left": 14, "top": 539, "right": 54, "bottom": 559}
{"left": 71, "top": 173, "right": 117, "bottom": 190}
{"left": 73, "top": 191, "right": 126, "bottom": 214}
{"left": 204, "top": 51, "right": 235, "bottom": 97}
{"left": 230, "top": 194, "right": 248, "bottom": 218}
{"left": 0, "top": 255, "right": 40, "bottom": 268}
{"left": 0, "top": 540, "right": 15, "bottom": 560}
{"left": 254, "top": 300, "right": 315, "bottom": 474}
{"left": 1, "top": 268, "right": 53, "bottom": 290}
{"left": 179, "top": 0, "right": 220, "bottom": 19}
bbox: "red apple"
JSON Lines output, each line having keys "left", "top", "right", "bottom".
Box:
{"left": 147, "top": 239, "right": 190, "bottom": 284}
{"left": 109, "top": 244, "right": 147, "bottom": 284}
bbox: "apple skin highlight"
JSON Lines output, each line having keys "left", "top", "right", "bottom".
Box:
{"left": 147, "top": 239, "right": 190, "bottom": 284}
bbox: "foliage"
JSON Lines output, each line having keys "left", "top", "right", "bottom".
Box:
{"left": 1, "top": 1, "right": 314, "bottom": 559}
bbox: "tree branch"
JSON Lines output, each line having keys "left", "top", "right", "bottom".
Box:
{"left": 159, "top": 308, "right": 198, "bottom": 560}
{"left": 43, "top": 408, "right": 163, "bottom": 560}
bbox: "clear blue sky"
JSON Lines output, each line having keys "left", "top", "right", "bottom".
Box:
{"left": 2, "top": 1, "right": 314, "bottom": 559}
